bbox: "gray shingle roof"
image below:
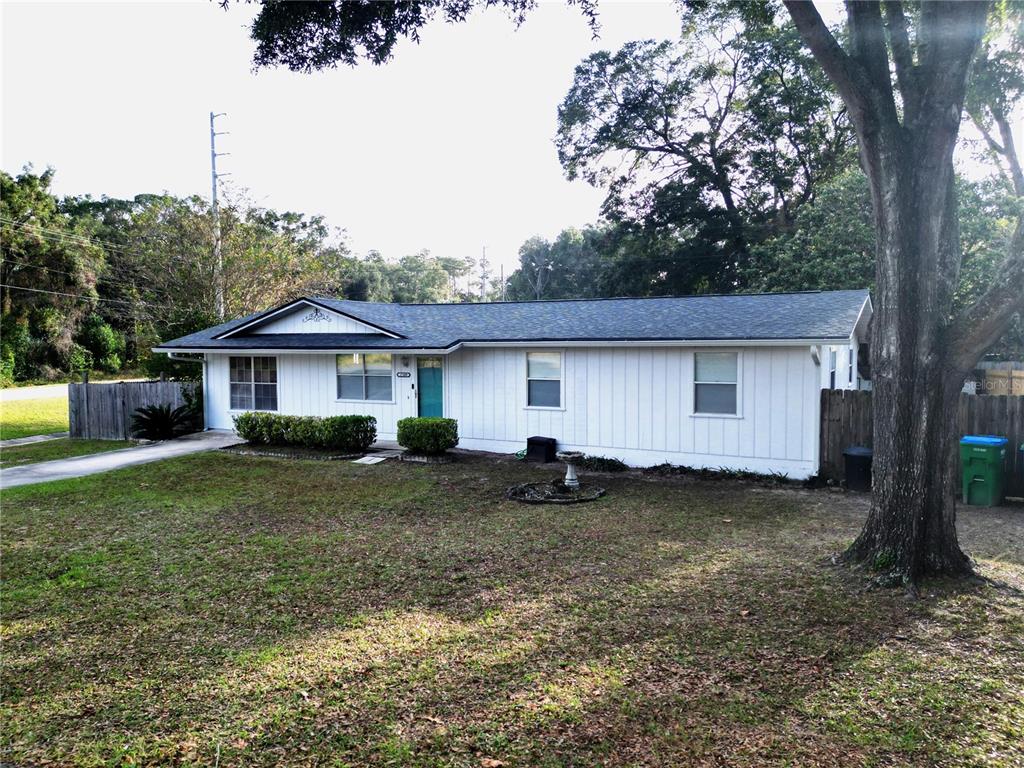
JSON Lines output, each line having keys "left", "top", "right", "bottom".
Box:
{"left": 156, "top": 289, "right": 870, "bottom": 351}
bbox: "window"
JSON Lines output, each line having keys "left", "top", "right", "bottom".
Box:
{"left": 829, "top": 348, "right": 837, "bottom": 389}
{"left": 694, "top": 352, "right": 738, "bottom": 415}
{"left": 527, "top": 352, "right": 561, "bottom": 408}
{"left": 848, "top": 346, "right": 854, "bottom": 386}
{"left": 337, "top": 353, "right": 393, "bottom": 401}
{"left": 230, "top": 356, "right": 277, "bottom": 411}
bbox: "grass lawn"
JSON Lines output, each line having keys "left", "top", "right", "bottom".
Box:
{"left": 0, "top": 397, "right": 69, "bottom": 440}
{"left": 0, "top": 438, "right": 134, "bottom": 468}
{"left": 2, "top": 453, "right": 1022, "bottom": 766}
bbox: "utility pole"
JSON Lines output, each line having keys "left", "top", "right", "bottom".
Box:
{"left": 478, "top": 246, "right": 491, "bottom": 302}
{"left": 209, "top": 111, "right": 230, "bottom": 320}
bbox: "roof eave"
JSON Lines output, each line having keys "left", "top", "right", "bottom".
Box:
{"left": 153, "top": 336, "right": 849, "bottom": 355}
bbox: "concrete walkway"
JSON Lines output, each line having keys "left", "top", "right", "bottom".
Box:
{"left": 0, "top": 430, "right": 244, "bottom": 490}
{"left": 0, "top": 432, "right": 70, "bottom": 449}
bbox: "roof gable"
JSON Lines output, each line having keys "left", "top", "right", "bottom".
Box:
{"left": 215, "top": 298, "right": 402, "bottom": 339}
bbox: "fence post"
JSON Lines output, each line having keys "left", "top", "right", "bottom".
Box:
{"left": 81, "top": 370, "right": 90, "bottom": 439}
{"left": 120, "top": 382, "right": 129, "bottom": 440}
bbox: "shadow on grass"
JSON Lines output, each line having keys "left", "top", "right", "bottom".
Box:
{"left": 2, "top": 452, "right": 1021, "bottom": 766}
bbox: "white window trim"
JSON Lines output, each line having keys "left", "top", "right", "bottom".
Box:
{"left": 524, "top": 350, "right": 566, "bottom": 411}
{"left": 691, "top": 350, "right": 743, "bottom": 418}
{"left": 228, "top": 355, "right": 279, "bottom": 412}
{"left": 334, "top": 353, "right": 396, "bottom": 405}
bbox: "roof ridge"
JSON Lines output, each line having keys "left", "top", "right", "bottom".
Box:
{"left": 316, "top": 288, "right": 869, "bottom": 308}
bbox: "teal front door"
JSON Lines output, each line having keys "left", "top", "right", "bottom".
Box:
{"left": 417, "top": 357, "right": 443, "bottom": 417}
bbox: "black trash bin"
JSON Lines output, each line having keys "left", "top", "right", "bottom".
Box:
{"left": 843, "top": 446, "right": 873, "bottom": 491}
{"left": 526, "top": 436, "right": 557, "bottom": 463}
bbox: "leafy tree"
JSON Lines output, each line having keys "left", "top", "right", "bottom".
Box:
{"left": 966, "top": 13, "right": 1024, "bottom": 196}
{"left": 505, "top": 228, "right": 605, "bottom": 300}
{"left": 746, "top": 170, "right": 1023, "bottom": 359}
{"left": 556, "top": 10, "right": 854, "bottom": 275}
{"left": 1, "top": 168, "right": 105, "bottom": 378}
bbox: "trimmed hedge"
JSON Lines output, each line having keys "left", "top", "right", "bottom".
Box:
{"left": 397, "top": 417, "right": 459, "bottom": 455}
{"left": 233, "top": 412, "right": 376, "bottom": 453}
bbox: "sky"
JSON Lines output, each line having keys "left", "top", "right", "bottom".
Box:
{"left": 1, "top": 0, "right": 687, "bottom": 279}
{"left": 1, "top": 1, "right": 1016, "bottom": 284}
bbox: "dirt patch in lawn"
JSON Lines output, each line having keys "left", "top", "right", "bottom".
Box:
{"left": 2, "top": 452, "right": 1021, "bottom": 767}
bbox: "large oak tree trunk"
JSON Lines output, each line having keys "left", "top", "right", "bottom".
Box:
{"left": 780, "top": 1, "right": 1019, "bottom": 586}
{"left": 843, "top": 147, "right": 974, "bottom": 582}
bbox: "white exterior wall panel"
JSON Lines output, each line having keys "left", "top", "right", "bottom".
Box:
{"left": 204, "top": 344, "right": 821, "bottom": 477}
{"left": 205, "top": 352, "right": 417, "bottom": 437}
{"left": 443, "top": 345, "right": 818, "bottom": 477}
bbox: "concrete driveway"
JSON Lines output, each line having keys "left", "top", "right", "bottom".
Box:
{"left": 0, "top": 430, "right": 243, "bottom": 490}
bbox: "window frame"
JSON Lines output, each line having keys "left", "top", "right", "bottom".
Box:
{"left": 524, "top": 350, "right": 565, "bottom": 411}
{"left": 335, "top": 352, "right": 395, "bottom": 404}
{"left": 228, "top": 355, "right": 278, "bottom": 412}
{"left": 691, "top": 350, "right": 742, "bottom": 418}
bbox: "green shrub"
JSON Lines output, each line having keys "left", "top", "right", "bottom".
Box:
{"left": 320, "top": 414, "right": 377, "bottom": 451}
{"left": 233, "top": 412, "right": 377, "bottom": 453}
{"left": 132, "top": 403, "right": 194, "bottom": 440}
{"left": 0, "top": 316, "right": 30, "bottom": 380}
{"left": 578, "top": 455, "right": 629, "bottom": 472}
{"left": 65, "top": 343, "right": 94, "bottom": 372}
{"left": 77, "top": 314, "right": 125, "bottom": 372}
{"left": 0, "top": 347, "right": 14, "bottom": 388}
{"left": 397, "top": 417, "right": 459, "bottom": 455}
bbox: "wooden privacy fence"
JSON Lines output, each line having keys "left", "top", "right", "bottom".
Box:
{"left": 820, "top": 389, "right": 1024, "bottom": 497}
{"left": 69, "top": 380, "right": 198, "bottom": 440}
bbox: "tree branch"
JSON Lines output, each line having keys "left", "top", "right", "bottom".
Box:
{"left": 846, "top": 1, "right": 898, "bottom": 121}
{"left": 995, "top": 109, "right": 1024, "bottom": 196}
{"left": 948, "top": 217, "right": 1024, "bottom": 373}
{"left": 882, "top": 1, "right": 919, "bottom": 120}
{"left": 782, "top": 1, "right": 881, "bottom": 131}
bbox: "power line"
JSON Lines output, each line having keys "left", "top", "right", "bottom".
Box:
{"left": 0, "top": 257, "right": 180, "bottom": 300}
{"left": 0, "top": 216, "right": 152, "bottom": 257}
{"left": 0, "top": 283, "right": 176, "bottom": 312}
{"left": 0, "top": 219, "right": 208, "bottom": 270}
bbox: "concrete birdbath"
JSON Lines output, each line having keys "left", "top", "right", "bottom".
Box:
{"left": 506, "top": 450, "right": 605, "bottom": 504}
{"left": 556, "top": 450, "right": 584, "bottom": 489}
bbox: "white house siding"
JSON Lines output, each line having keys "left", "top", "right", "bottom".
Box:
{"left": 445, "top": 345, "right": 820, "bottom": 478}
{"left": 205, "top": 344, "right": 821, "bottom": 477}
{"left": 205, "top": 353, "right": 417, "bottom": 437}
{"left": 250, "top": 306, "right": 381, "bottom": 334}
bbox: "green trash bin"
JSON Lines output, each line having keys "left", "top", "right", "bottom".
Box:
{"left": 960, "top": 435, "right": 1008, "bottom": 507}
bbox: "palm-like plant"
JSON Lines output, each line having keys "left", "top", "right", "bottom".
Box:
{"left": 131, "top": 403, "right": 193, "bottom": 441}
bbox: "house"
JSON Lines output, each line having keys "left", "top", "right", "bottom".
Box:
{"left": 154, "top": 289, "right": 872, "bottom": 479}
